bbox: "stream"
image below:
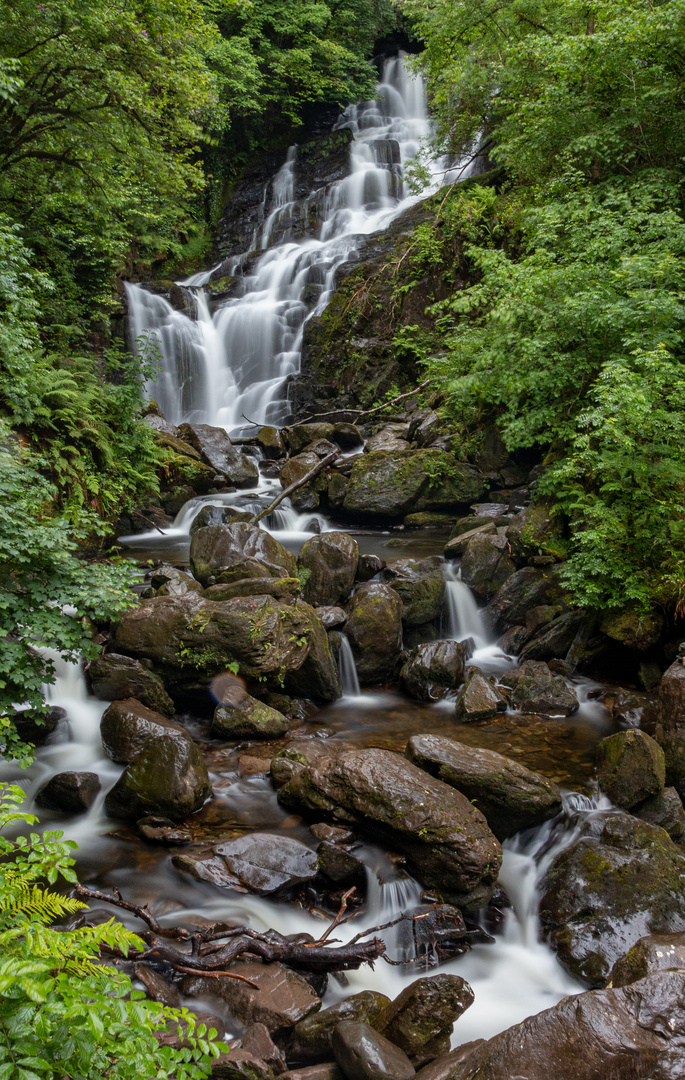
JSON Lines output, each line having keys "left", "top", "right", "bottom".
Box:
{"left": 4, "top": 52, "right": 625, "bottom": 1050}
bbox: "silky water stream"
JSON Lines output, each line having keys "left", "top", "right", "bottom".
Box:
{"left": 4, "top": 53, "right": 624, "bottom": 1048}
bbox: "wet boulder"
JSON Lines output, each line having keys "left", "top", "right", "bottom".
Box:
{"left": 280, "top": 453, "right": 327, "bottom": 511}
{"left": 345, "top": 583, "right": 403, "bottom": 684}
{"left": 356, "top": 554, "right": 385, "bottom": 582}
{"left": 504, "top": 660, "right": 578, "bottom": 715}
{"left": 298, "top": 533, "right": 359, "bottom": 607}
{"left": 182, "top": 960, "right": 321, "bottom": 1032}
{"left": 314, "top": 606, "right": 348, "bottom": 630}
{"left": 539, "top": 810, "right": 685, "bottom": 985}
{"left": 286, "top": 423, "right": 335, "bottom": 454}
{"left": 609, "top": 932, "right": 685, "bottom": 987}
{"left": 332, "top": 1021, "right": 415, "bottom": 1080}
{"left": 406, "top": 735, "right": 562, "bottom": 840}
{"left": 595, "top": 730, "right": 665, "bottom": 808}
{"left": 643, "top": 659, "right": 685, "bottom": 783}
{"left": 178, "top": 423, "right": 259, "bottom": 487}
{"left": 428, "top": 970, "right": 685, "bottom": 1080}
{"left": 214, "top": 833, "right": 318, "bottom": 895}
{"left": 283, "top": 605, "right": 342, "bottom": 702}
{"left": 600, "top": 604, "right": 664, "bottom": 652}
{"left": 343, "top": 452, "right": 484, "bottom": 520}
{"left": 505, "top": 505, "right": 560, "bottom": 564}
{"left": 88, "top": 653, "right": 175, "bottom": 716}
{"left": 316, "top": 841, "right": 365, "bottom": 886}
{"left": 484, "top": 566, "right": 562, "bottom": 634}
{"left": 288, "top": 992, "right": 391, "bottom": 1063}
{"left": 190, "top": 523, "right": 296, "bottom": 587}
{"left": 100, "top": 698, "right": 191, "bottom": 764}
{"left": 189, "top": 505, "right": 254, "bottom": 535}
{"left": 399, "top": 641, "right": 470, "bottom": 703}
{"left": 460, "top": 534, "right": 516, "bottom": 599}
{"left": 332, "top": 423, "right": 363, "bottom": 451}
{"left": 105, "top": 737, "right": 211, "bottom": 822}
{"left": 13, "top": 705, "right": 65, "bottom": 745}
{"left": 35, "top": 771, "right": 101, "bottom": 815}
{"left": 454, "top": 668, "right": 507, "bottom": 722}
{"left": 146, "top": 564, "right": 203, "bottom": 597}
{"left": 212, "top": 693, "right": 293, "bottom": 740}
{"left": 632, "top": 787, "right": 685, "bottom": 843}
{"left": 380, "top": 558, "right": 445, "bottom": 626}
{"left": 273, "top": 741, "right": 502, "bottom": 909}
{"left": 204, "top": 577, "right": 301, "bottom": 602}
{"left": 257, "top": 426, "right": 287, "bottom": 459}
{"left": 518, "top": 610, "right": 590, "bottom": 664}
{"left": 377, "top": 975, "right": 473, "bottom": 1062}
{"left": 365, "top": 428, "right": 410, "bottom": 452}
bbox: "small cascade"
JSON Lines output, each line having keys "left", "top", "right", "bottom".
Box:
{"left": 443, "top": 563, "right": 489, "bottom": 648}
{"left": 337, "top": 634, "right": 361, "bottom": 697}
{"left": 126, "top": 53, "right": 463, "bottom": 432}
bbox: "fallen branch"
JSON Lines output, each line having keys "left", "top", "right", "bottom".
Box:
{"left": 129, "top": 509, "right": 167, "bottom": 536}
{"left": 247, "top": 449, "right": 340, "bottom": 525}
{"left": 303, "top": 379, "right": 431, "bottom": 424}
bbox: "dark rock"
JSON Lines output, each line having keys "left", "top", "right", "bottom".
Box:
{"left": 484, "top": 567, "right": 562, "bottom": 634}
{"left": 365, "top": 429, "right": 410, "bottom": 452}
{"left": 423, "top": 971, "right": 685, "bottom": 1080}
{"left": 35, "top": 771, "right": 101, "bottom": 814}
{"left": 454, "top": 669, "right": 507, "bottom": 722}
{"left": 380, "top": 558, "right": 445, "bottom": 626}
{"left": 288, "top": 993, "right": 391, "bottom": 1063}
{"left": 609, "top": 933, "right": 685, "bottom": 988}
{"left": 240, "top": 1023, "right": 286, "bottom": 1074}
{"left": 506, "top": 505, "right": 560, "bottom": 564}
{"left": 309, "top": 823, "right": 355, "bottom": 845}
{"left": 332, "top": 1022, "right": 415, "bottom": 1080}
{"left": 460, "top": 534, "right": 516, "bottom": 599}
{"left": 100, "top": 698, "right": 190, "bottom": 764}
{"left": 190, "top": 505, "right": 255, "bottom": 534}
{"left": 315, "top": 606, "right": 348, "bottom": 630}
{"left": 399, "top": 642, "right": 469, "bottom": 703}
{"left": 377, "top": 975, "right": 473, "bottom": 1059}
{"left": 148, "top": 564, "right": 203, "bottom": 596}
{"left": 345, "top": 583, "right": 403, "bottom": 685}
{"left": 443, "top": 522, "right": 496, "bottom": 559}
{"left": 332, "top": 424, "right": 363, "bottom": 451}
{"left": 304, "top": 439, "right": 340, "bottom": 459}
{"left": 88, "top": 653, "right": 175, "bottom": 716}
{"left": 13, "top": 706, "right": 65, "bottom": 744}
{"left": 214, "top": 833, "right": 318, "bottom": 894}
{"left": 518, "top": 610, "right": 590, "bottom": 664}
{"left": 633, "top": 787, "right": 685, "bottom": 843}
{"left": 172, "top": 852, "right": 244, "bottom": 889}
{"left": 258, "top": 427, "right": 287, "bottom": 459}
{"left": 406, "top": 735, "right": 562, "bottom": 840}
{"left": 281, "top": 453, "right": 328, "bottom": 512}
{"left": 190, "top": 523, "right": 296, "bottom": 587}
{"left": 179, "top": 424, "right": 259, "bottom": 487}
{"left": 105, "top": 737, "right": 211, "bottom": 822}
{"left": 286, "top": 423, "right": 336, "bottom": 453}
{"left": 134, "top": 962, "right": 181, "bottom": 1007}
{"left": 643, "top": 660, "right": 685, "bottom": 783}
{"left": 497, "top": 625, "right": 529, "bottom": 655}
{"left": 504, "top": 660, "right": 578, "bottom": 715}
{"left": 343, "top": 452, "right": 484, "bottom": 520}
{"left": 539, "top": 810, "right": 685, "bottom": 984}
{"left": 356, "top": 555, "right": 385, "bottom": 582}
{"left": 273, "top": 742, "right": 502, "bottom": 909}
{"left": 204, "top": 577, "right": 301, "bottom": 602}
{"left": 595, "top": 730, "right": 665, "bottom": 808}
{"left": 600, "top": 605, "right": 664, "bottom": 652}
{"left": 136, "top": 814, "right": 192, "bottom": 845}
{"left": 181, "top": 960, "right": 321, "bottom": 1032}
{"left": 298, "top": 533, "right": 359, "bottom": 607}
{"left": 212, "top": 693, "right": 293, "bottom": 740}
{"left": 316, "top": 841, "right": 365, "bottom": 885}
{"left": 283, "top": 1066, "right": 343, "bottom": 1080}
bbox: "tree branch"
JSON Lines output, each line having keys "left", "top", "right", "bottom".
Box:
{"left": 247, "top": 450, "right": 340, "bottom": 525}
{"left": 303, "top": 380, "right": 431, "bottom": 423}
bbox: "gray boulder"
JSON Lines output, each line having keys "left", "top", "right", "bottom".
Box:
{"left": 35, "top": 771, "right": 101, "bottom": 815}
{"left": 178, "top": 423, "right": 259, "bottom": 487}
{"left": 399, "top": 642, "right": 470, "bottom": 703}
{"left": 212, "top": 693, "right": 292, "bottom": 740}
{"left": 332, "top": 1022, "right": 415, "bottom": 1080}
{"left": 377, "top": 975, "right": 473, "bottom": 1061}
{"left": 100, "top": 698, "right": 190, "bottom": 764}
{"left": 273, "top": 742, "right": 502, "bottom": 909}
{"left": 484, "top": 567, "right": 562, "bottom": 634}
{"left": 345, "top": 583, "right": 403, "bottom": 685}
{"left": 88, "top": 653, "right": 175, "bottom": 716}
{"left": 595, "top": 730, "right": 665, "bottom": 808}
{"left": 181, "top": 960, "right": 321, "bottom": 1032}
{"left": 298, "top": 533, "right": 359, "bottom": 607}
{"left": 460, "top": 534, "right": 516, "bottom": 599}
{"left": 190, "top": 523, "right": 296, "bottom": 587}
{"left": 406, "top": 735, "right": 562, "bottom": 840}
{"left": 454, "top": 669, "right": 507, "bottom": 722}
{"left": 609, "top": 932, "right": 685, "bottom": 987}
{"left": 504, "top": 660, "right": 578, "bottom": 715}
{"left": 633, "top": 787, "right": 685, "bottom": 843}
{"left": 380, "top": 558, "right": 445, "bottom": 626}
{"left": 288, "top": 993, "right": 391, "bottom": 1063}
{"left": 105, "top": 737, "right": 211, "bottom": 822}
{"left": 214, "top": 833, "right": 319, "bottom": 894}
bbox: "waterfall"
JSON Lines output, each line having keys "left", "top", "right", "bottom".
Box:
{"left": 337, "top": 633, "right": 361, "bottom": 697}
{"left": 443, "top": 563, "right": 489, "bottom": 648}
{"left": 126, "top": 53, "right": 460, "bottom": 432}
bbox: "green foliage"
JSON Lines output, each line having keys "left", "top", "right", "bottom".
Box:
{"left": 0, "top": 783, "right": 225, "bottom": 1078}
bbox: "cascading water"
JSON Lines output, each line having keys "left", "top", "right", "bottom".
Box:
{"left": 337, "top": 633, "right": 361, "bottom": 697}
{"left": 126, "top": 53, "right": 460, "bottom": 431}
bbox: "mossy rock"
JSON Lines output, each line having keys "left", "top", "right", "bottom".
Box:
{"left": 343, "top": 450, "right": 483, "bottom": 520}
{"left": 596, "top": 729, "right": 665, "bottom": 808}
{"left": 212, "top": 693, "right": 292, "bottom": 740}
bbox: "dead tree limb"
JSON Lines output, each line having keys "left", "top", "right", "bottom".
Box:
{"left": 303, "top": 379, "right": 431, "bottom": 424}
{"left": 129, "top": 509, "right": 167, "bottom": 536}
{"left": 247, "top": 449, "right": 340, "bottom": 525}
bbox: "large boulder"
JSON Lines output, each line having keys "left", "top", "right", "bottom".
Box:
{"left": 343, "top": 451, "right": 484, "bottom": 520}
{"left": 422, "top": 971, "right": 685, "bottom": 1080}
{"left": 609, "top": 932, "right": 685, "bottom": 988}
{"left": 178, "top": 423, "right": 259, "bottom": 487}
{"left": 272, "top": 742, "right": 502, "bottom": 909}
{"left": 633, "top": 787, "right": 685, "bottom": 843}
{"left": 105, "top": 737, "right": 211, "bottom": 822}
{"left": 88, "top": 653, "right": 175, "bottom": 716}
{"left": 595, "top": 730, "right": 666, "bottom": 808}
{"left": 332, "top": 1022, "right": 415, "bottom": 1080}
{"left": 345, "top": 583, "right": 403, "bottom": 685}
{"left": 213, "top": 833, "right": 319, "bottom": 895}
{"left": 504, "top": 660, "right": 578, "bottom": 715}
{"left": 460, "top": 534, "right": 516, "bottom": 599}
{"left": 399, "top": 642, "right": 469, "bottom": 703}
{"left": 599, "top": 605, "right": 664, "bottom": 652}
{"left": 257, "top": 426, "right": 287, "bottom": 459}
{"left": 280, "top": 453, "right": 327, "bottom": 511}
{"left": 35, "top": 771, "right": 101, "bottom": 815}
{"left": 376, "top": 975, "right": 473, "bottom": 1062}
{"left": 484, "top": 566, "right": 562, "bottom": 634}
{"left": 181, "top": 960, "right": 321, "bottom": 1032}
{"left": 100, "top": 698, "right": 190, "bottom": 764}
{"left": 212, "top": 693, "right": 293, "bottom": 740}
{"left": 506, "top": 505, "right": 561, "bottom": 564}
{"left": 285, "top": 423, "right": 335, "bottom": 453}
{"left": 518, "top": 610, "right": 590, "bottom": 664}
{"left": 539, "top": 810, "right": 685, "bottom": 985}
{"left": 113, "top": 593, "right": 340, "bottom": 699}
{"left": 288, "top": 993, "right": 391, "bottom": 1063}
{"left": 406, "top": 735, "right": 562, "bottom": 840}
{"left": 643, "top": 660, "right": 685, "bottom": 783}
{"left": 190, "top": 523, "right": 296, "bottom": 587}
{"left": 380, "top": 558, "right": 445, "bottom": 626}
{"left": 298, "top": 533, "right": 359, "bottom": 607}
{"left": 454, "top": 669, "right": 507, "bottom": 722}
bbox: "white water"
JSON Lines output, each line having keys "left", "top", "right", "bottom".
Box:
{"left": 443, "top": 562, "right": 517, "bottom": 677}
{"left": 337, "top": 633, "right": 361, "bottom": 696}
{"left": 126, "top": 54, "right": 462, "bottom": 431}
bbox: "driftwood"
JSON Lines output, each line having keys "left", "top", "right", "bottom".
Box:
{"left": 302, "top": 379, "right": 432, "bottom": 424}
{"left": 247, "top": 449, "right": 340, "bottom": 525}
{"left": 72, "top": 883, "right": 447, "bottom": 980}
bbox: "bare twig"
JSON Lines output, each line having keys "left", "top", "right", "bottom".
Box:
{"left": 248, "top": 450, "right": 340, "bottom": 525}
{"left": 304, "top": 379, "right": 431, "bottom": 424}
{"left": 129, "top": 509, "right": 167, "bottom": 536}
{"left": 176, "top": 966, "right": 260, "bottom": 986}
{"left": 312, "top": 887, "right": 357, "bottom": 946}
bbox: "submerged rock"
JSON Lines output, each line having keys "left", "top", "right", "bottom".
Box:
{"left": 380, "top": 558, "right": 445, "bottom": 626}
{"left": 214, "top": 833, "right": 319, "bottom": 895}
{"left": 212, "top": 693, "right": 293, "bottom": 740}
{"left": 539, "top": 810, "right": 685, "bottom": 985}
{"left": 332, "top": 1022, "right": 415, "bottom": 1080}
{"left": 345, "top": 583, "right": 403, "bottom": 685}
{"left": 105, "top": 737, "right": 211, "bottom": 822}
{"left": 88, "top": 653, "right": 175, "bottom": 716}
{"left": 504, "top": 660, "right": 578, "bottom": 715}
{"left": 406, "top": 735, "right": 562, "bottom": 840}
{"left": 298, "top": 532, "right": 359, "bottom": 607}
{"left": 399, "top": 641, "right": 469, "bottom": 703}
{"left": 190, "top": 523, "right": 296, "bottom": 587}
{"left": 35, "top": 771, "right": 101, "bottom": 815}
{"left": 288, "top": 992, "right": 391, "bottom": 1063}
{"left": 272, "top": 741, "right": 501, "bottom": 909}
{"left": 454, "top": 669, "right": 507, "bottom": 722}
{"left": 595, "top": 729, "right": 665, "bottom": 808}
{"left": 100, "top": 698, "right": 190, "bottom": 764}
